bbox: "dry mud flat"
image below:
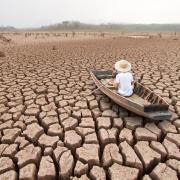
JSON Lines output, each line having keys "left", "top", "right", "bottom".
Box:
{"left": 0, "top": 36, "right": 180, "bottom": 180}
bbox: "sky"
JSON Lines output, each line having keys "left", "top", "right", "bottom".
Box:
{"left": 0, "top": 0, "right": 180, "bottom": 28}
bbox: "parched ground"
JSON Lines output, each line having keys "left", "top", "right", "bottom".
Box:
{"left": 0, "top": 35, "right": 180, "bottom": 180}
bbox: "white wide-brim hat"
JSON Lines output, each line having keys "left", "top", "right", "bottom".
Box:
{"left": 115, "top": 59, "right": 131, "bottom": 72}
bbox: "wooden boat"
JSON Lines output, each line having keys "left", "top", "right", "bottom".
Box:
{"left": 90, "top": 70, "right": 171, "bottom": 121}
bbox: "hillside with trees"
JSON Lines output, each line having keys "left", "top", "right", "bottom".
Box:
{"left": 39, "top": 21, "right": 180, "bottom": 32}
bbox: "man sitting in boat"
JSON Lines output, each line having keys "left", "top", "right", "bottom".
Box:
{"left": 113, "top": 60, "right": 134, "bottom": 97}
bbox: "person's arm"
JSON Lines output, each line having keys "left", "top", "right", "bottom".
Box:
{"left": 113, "top": 74, "right": 120, "bottom": 89}
{"left": 113, "top": 80, "right": 119, "bottom": 88}
{"left": 131, "top": 81, "right": 134, "bottom": 90}
{"left": 131, "top": 74, "right": 134, "bottom": 88}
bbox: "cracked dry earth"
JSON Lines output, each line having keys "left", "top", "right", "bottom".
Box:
{"left": 0, "top": 36, "right": 180, "bottom": 180}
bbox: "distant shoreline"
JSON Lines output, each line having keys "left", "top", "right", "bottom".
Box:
{"left": 1, "top": 21, "right": 180, "bottom": 32}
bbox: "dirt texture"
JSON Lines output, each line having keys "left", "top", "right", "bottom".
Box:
{"left": 0, "top": 34, "right": 180, "bottom": 179}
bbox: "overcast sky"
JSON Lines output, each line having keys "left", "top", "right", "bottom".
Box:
{"left": 0, "top": 0, "right": 180, "bottom": 28}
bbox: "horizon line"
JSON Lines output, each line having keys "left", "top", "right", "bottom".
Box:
{"left": 1, "top": 21, "right": 180, "bottom": 29}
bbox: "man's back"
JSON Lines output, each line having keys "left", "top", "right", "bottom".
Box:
{"left": 115, "top": 72, "right": 133, "bottom": 96}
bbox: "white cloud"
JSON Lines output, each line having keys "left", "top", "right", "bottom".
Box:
{"left": 0, "top": 0, "right": 179, "bottom": 27}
